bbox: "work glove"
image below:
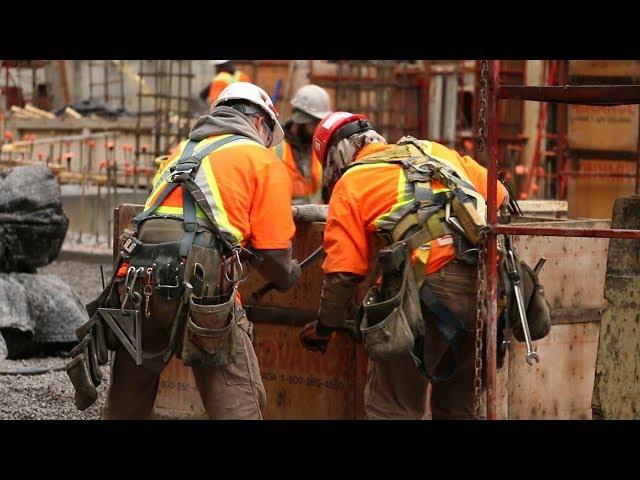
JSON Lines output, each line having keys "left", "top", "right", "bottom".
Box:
{"left": 299, "top": 320, "right": 335, "bottom": 354}
{"left": 274, "top": 260, "right": 301, "bottom": 292}
{"left": 292, "top": 204, "right": 328, "bottom": 223}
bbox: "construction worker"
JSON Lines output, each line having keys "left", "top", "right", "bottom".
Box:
{"left": 94, "top": 82, "right": 300, "bottom": 420}
{"left": 272, "top": 85, "right": 331, "bottom": 204}
{"left": 299, "top": 112, "right": 508, "bottom": 420}
{"left": 199, "top": 61, "right": 252, "bottom": 105}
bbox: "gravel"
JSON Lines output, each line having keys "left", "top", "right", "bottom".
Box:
{"left": 0, "top": 258, "right": 114, "bottom": 420}
{"left": 0, "top": 357, "right": 110, "bottom": 420}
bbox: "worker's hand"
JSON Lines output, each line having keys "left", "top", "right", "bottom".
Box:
{"left": 299, "top": 320, "right": 334, "bottom": 354}
{"left": 274, "top": 260, "right": 301, "bottom": 292}
{"left": 292, "top": 204, "right": 328, "bottom": 223}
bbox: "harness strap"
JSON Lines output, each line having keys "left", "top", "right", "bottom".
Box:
{"left": 132, "top": 135, "right": 243, "bottom": 227}
{"left": 132, "top": 135, "right": 245, "bottom": 256}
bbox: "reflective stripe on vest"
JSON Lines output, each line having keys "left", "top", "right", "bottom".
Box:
{"left": 144, "top": 134, "right": 264, "bottom": 245}
{"left": 344, "top": 140, "right": 475, "bottom": 237}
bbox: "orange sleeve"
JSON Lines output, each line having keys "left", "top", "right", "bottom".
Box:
{"left": 207, "top": 79, "right": 229, "bottom": 104}
{"left": 249, "top": 156, "right": 295, "bottom": 250}
{"left": 321, "top": 180, "right": 370, "bottom": 277}
{"left": 459, "top": 154, "right": 507, "bottom": 207}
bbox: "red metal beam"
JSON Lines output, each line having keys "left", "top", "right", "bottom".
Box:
{"left": 494, "top": 225, "right": 640, "bottom": 239}
{"left": 497, "top": 85, "right": 640, "bottom": 105}
{"left": 485, "top": 60, "right": 500, "bottom": 420}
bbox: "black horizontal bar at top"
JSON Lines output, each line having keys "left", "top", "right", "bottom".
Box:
{"left": 497, "top": 85, "right": 640, "bottom": 105}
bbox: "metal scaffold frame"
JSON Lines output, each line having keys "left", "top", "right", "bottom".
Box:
{"left": 481, "top": 60, "right": 640, "bottom": 419}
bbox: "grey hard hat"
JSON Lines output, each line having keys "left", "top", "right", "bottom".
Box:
{"left": 290, "top": 84, "right": 332, "bottom": 120}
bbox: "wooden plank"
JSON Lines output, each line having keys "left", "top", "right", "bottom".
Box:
{"left": 568, "top": 104, "right": 639, "bottom": 152}
{"left": 569, "top": 60, "right": 640, "bottom": 78}
{"left": 567, "top": 159, "right": 636, "bottom": 219}
{"left": 506, "top": 219, "right": 610, "bottom": 419}
{"left": 508, "top": 322, "right": 600, "bottom": 419}
{"left": 512, "top": 220, "right": 610, "bottom": 311}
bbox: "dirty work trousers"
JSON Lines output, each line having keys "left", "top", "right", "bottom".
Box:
{"left": 102, "top": 306, "right": 266, "bottom": 420}
{"left": 364, "top": 260, "right": 484, "bottom": 420}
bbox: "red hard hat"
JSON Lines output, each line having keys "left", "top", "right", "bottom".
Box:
{"left": 312, "top": 111, "right": 372, "bottom": 168}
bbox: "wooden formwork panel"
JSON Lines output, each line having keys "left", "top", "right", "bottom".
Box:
{"left": 115, "top": 207, "right": 609, "bottom": 419}
{"left": 505, "top": 220, "right": 610, "bottom": 419}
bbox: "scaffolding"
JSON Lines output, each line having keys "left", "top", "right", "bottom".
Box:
{"left": 88, "top": 60, "right": 126, "bottom": 109}
{"left": 310, "top": 61, "right": 425, "bottom": 142}
{"left": 480, "top": 60, "right": 640, "bottom": 419}
{"left": 1, "top": 60, "right": 49, "bottom": 110}
{"left": 134, "top": 60, "right": 194, "bottom": 177}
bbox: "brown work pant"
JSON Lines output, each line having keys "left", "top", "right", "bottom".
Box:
{"left": 102, "top": 288, "right": 266, "bottom": 420}
{"left": 364, "top": 261, "right": 484, "bottom": 420}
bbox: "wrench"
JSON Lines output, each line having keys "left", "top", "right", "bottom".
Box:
{"left": 505, "top": 242, "right": 540, "bottom": 366}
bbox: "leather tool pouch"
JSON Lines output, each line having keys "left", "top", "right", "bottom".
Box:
{"left": 181, "top": 287, "right": 239, "bottom": 367}
{"left": 359, "top": 242, "right": 424, "bottom": 361}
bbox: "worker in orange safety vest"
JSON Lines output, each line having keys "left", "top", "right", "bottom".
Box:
{"left": 272, "top": 84, "right": 331, "bottom": 204}
{"left": 299, "top": 111, "right": 508, "bottom": 420}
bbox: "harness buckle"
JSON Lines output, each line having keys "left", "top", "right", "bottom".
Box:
{"left": 167, "top": 168, "right": 194, "bottom": 183}
{"left": 122, "top": 237, "right": 142, "bottom": 255}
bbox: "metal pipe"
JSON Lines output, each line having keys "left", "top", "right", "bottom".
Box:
{"left": 497, "top": 85, "right": 640, "bottom": 105}
{"left": 494, "top": 225, "right": 640, "bottom": 239}
{"left": 485, "top": 60, "right": 501, "bottom": 420}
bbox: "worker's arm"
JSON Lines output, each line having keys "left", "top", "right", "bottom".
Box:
{"left": 316, "top": 181, "right": 369, "bottom": 330}
{"left": 250, "top": 155, "right": 300, "bottom": 291}
{"left": 316, "top": 272, "right": 364, "bottom": 332}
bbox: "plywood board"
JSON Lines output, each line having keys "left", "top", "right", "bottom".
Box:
{"left": 568, "top": 104, "right": 639, "bottom": 152}
{"left": 569, "top": 60, "right": 640, "bottom": 77}
{"left": 508, "top": 322, "right": 600, "bottom": 419}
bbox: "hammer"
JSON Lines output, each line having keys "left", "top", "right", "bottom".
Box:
{"left": 252, "top": 246, "right": 324, "bottom": 301}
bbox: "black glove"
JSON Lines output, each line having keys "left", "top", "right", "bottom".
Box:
{"left": 274, "top": 260, "right": 301, "bottom": 292}
{"left": 300, "top": 320, "right": 335, "bottom": 354}
{"left": 292, "top": 204, "right": 328, "bottom": 223}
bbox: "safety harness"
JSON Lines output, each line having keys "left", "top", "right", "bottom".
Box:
{"left": 347, "top": 138, "right": 487, "bottom": 381}
{"left": 131, "top": 135, "right": 246, "bottom": 257}
{"left": 109, "top": 134, "right": 256, "bottom": 370}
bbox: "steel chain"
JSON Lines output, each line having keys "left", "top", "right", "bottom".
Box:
{"left": 477, "top": 60, "right": 489, "bottom": 153}
{"left": 473, "top": 232, "right": 487, "bottom": 418}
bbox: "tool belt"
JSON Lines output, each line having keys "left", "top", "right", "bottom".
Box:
{"left": 66, "top": 135, "right": 258, "bottom": 411}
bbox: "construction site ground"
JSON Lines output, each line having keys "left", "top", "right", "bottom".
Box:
{"left": 0, "top": 259, "right": 112, "bottom": 420}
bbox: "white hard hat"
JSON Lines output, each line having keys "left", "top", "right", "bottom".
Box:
{"left": 210, "top": 60, "right": 231, "bottom": 66}
{"left": 290, "top": 84, "right": 332, "bottom": 121}
{"left": 213, "top": 82, "right": 284, "bottom": 147}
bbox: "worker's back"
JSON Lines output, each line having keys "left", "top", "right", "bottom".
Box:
{"left": 148, "top": 132, "right": 294, "bottom": 249}
{"left": 322, "top": 139, "right": 507, "bottom": 277}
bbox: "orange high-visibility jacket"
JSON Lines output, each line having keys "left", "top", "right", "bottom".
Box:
{"left": 322, "top": 140, "right": 507, "bottom": 277}
{"left": 271, "top": 139, "right": 323, "bottom": 203}
{"left": 146, "top": 134, "right": 294, "bottom": 250}
{"left": 207, "top": 70, "right": 252, "bottom": 104}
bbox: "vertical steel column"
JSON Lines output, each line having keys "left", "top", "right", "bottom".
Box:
{"left": 485, "top": 60, "right": 501, "bottom": 420}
